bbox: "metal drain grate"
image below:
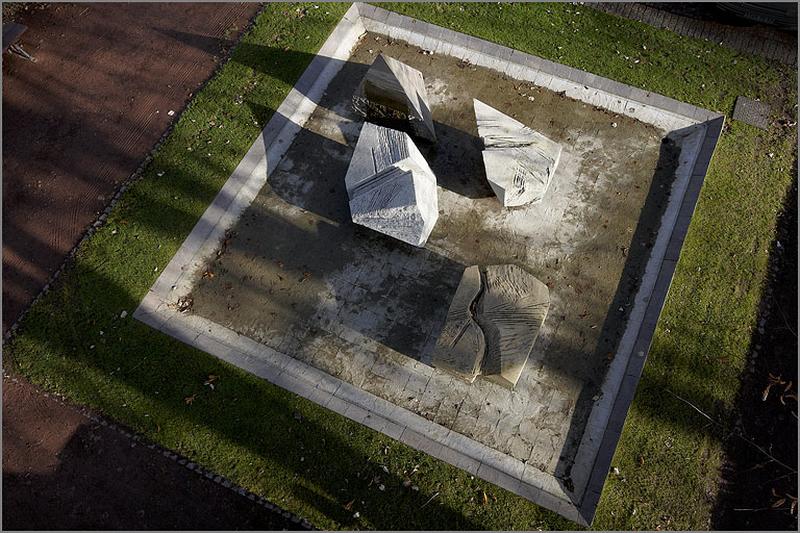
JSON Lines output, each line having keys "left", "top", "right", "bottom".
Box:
{"left": 733, "top": 96, "right": 771, "bottom": 130}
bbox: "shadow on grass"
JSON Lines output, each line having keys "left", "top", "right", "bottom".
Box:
{"left": 12, "top": 260, "right": 492, "bottom": 529}
{"left": 711, "top": 175, "right": 798, "bottom": 531}
{"left": 3, "top": 37, "right": 519, "bottom": 533}
{"left": 8, "top": 21, "right": 699, "bottom": 530}
{"left": 1, "top": 419, "right": 302, "bottom": 530}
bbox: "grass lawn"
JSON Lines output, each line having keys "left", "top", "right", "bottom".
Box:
{"left": 5, "top": 2, "right": 796, "bottom": 530}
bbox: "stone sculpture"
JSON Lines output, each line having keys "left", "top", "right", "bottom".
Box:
{"left": 354, "top": 54, "right": 437, "bottom": 142}
{"left": 433, "top": 264, "right": 550, "bottom": 389}
{"left": 474, "top": 99, "right": 562, "bottom": 207}
{"left": 344, "top": 122, "right": 438, "bottom": 247}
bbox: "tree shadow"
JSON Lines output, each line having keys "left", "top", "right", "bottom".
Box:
{"left": 158, "top": 28, "right": 493, "bottom": 200}
{"left": 710, "top": 175, "right": 798, "bottom": 530}
{"left": 162, "top": 25, "right": 715, "bottom": 520}
{"left": 2, "top": 417, "right": 303, "bottom": 530}
{"left": 11, "top": 261, "right": 493, "bottom": 529}
{"left": 7, "top": 19, "right": 733, "bottom": 530}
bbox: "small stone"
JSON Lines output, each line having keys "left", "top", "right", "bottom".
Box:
{"left": 120, "top": 310, "right": 128, "bottom": 319}
{"left": 611, "top": 122, "right": 618, "bottom": 128}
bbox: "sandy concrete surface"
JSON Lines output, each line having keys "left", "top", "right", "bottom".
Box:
{"left": 189, "top": 32, "right": 677, "bottom": 479}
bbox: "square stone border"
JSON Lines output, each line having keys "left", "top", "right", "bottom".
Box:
{"left": 134, "top": 3, "right": 725, "bottom": 525}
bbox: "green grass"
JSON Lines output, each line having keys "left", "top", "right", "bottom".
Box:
{"left": 5, "top": 2, "right": 796, "bottom": 530}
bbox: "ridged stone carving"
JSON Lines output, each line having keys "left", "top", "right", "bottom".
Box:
{"left": 433, "top": 264, "right": 550, "bottom": 389}
{"left": 344, "top": 122, "right": 438, "bottom": 247}
{"left": 474, "top": 99, "right": 562, "bottom": 207}
{"left": 354, "top": 54, "right": 437, "bottom": 142}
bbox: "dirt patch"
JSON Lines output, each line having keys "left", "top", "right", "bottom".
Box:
{"left": 188, "top": 32, "right": 678, "bottom": 475}
{"left": 2, "top": 2, "right": 260, "bottom": 334}
{"left": 2, "top": 374, "right": 305, "bottom": 530}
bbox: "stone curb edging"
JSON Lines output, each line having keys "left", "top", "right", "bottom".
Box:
{"left": 0, "top": 372, "right": 315, "bottom": 530}
{"left": 134, "top": 3, "right": 726, "bottom": 526}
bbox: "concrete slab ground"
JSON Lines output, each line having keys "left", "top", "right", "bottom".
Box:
{"left": 191, "top": 29, "right": 672, "bottom": 478}
{"left": 135, "top": 4, "right": 724, "bottom": 525}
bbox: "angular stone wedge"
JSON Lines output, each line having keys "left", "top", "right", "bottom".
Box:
{"left": 474, "top": 99, "right": 562, "bottom": 207}
{"left": 344, "top": 122, "right": 438, "bottom": 247}
{"left": 354, "top": 54, "right": 437, "bottom": 142}
{"left": 433, "top": 264, "right": 550, "bottom": 389}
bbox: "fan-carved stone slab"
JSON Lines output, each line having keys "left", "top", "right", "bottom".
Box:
{"left": 433, "top": 264, "right": 550, "bottom": 389}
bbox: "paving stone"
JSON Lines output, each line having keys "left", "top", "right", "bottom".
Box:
{"left": 733, "top": 95, "right": 771, "bottom": 130}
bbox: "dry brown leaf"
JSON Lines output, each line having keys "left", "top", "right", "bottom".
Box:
{"left": 763, "top": 383, "right": 774, "bottom": 401}
{"left": 184, "top": 394, "right": 196, "bottom": 405}
{"left": 482, "top": 490, "right": 488, "bottom": 506}
{"left": 772, "top": 498, "right": 786, "bottom": 508}
{"left": 344, "top": 499, "right": 354, "bottom": 511}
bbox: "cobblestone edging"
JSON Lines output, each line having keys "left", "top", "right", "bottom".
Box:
{"left": 1, "top": 373, "right": 315, "bottom": 530}
{"left": 593, "top": 2, "right": 797, "bottom": 66}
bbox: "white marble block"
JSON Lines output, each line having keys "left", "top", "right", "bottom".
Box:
{"left": 433, "top": 264, "right": 550, "bottom": 389}
{"left": 474, "top": 99, "right": 562, "bottom": 207}
{"left": 355, "top": 54, "right": 437, "bottom": 142}
{"left": 344, "top": 122, "right": 438, "bottom": 247}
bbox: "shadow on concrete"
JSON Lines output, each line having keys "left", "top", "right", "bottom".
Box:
{"left": 8, "top": 23, "right": 699, "bottom": 529}
{"left": 157, "top": 28, "right": 493, "bottom": 200}
{"left": 162, "top": 26, "right": 702, "bottom": 520}
{"left": 552, "top": 125, "right": 684, "bottom": 511}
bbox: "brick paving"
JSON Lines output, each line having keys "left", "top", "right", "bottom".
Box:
{"left": 2, "top": 3, "right": 312, "bottom": 529}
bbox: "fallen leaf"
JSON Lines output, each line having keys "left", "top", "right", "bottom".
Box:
{"left": 184, "top": 394, "right": 196, "bottom": 405}
{"left": 344, "top": 499, "right": 354, "bottom": 511}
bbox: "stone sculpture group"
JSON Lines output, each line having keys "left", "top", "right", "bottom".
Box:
{"left": 344, "top": 53, "right": 559, "bottom": 389}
